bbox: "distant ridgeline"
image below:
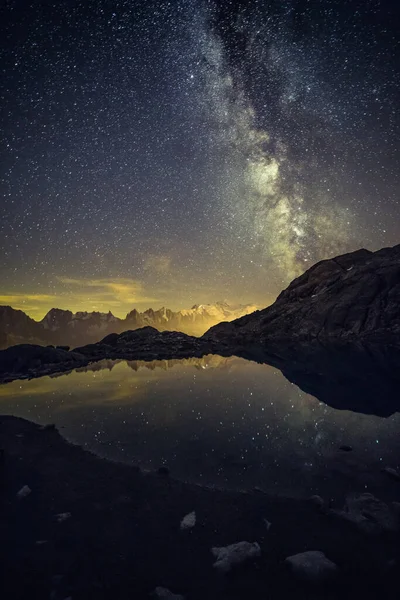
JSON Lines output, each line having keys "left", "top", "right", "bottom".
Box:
{"left": 0, "top": 302, "right": 257, "bottom": 349}
{"left": 2, "top": 244, "right": 400, "bottom": 355}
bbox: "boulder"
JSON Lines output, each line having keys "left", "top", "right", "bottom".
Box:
{"left": 211, "top": 541, "right": 261, "bottom": 573}
{"left": 180, "top": 511, "right": 196, "bottom": 530}
{"left": 285, "top": 550, "right": 337, "bottom": 582}
{"left": 330, "top": 493, "right": 399, "bottom": 535}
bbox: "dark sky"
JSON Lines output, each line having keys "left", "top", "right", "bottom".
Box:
{"left": 1, "top": 0, "right": 399, "bottom": 317}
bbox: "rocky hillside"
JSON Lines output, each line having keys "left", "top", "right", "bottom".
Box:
{"left": 204, "top": 245, "right": 400, "bottom": 346}
{"left": 0, "top": 301, "right": 256, "bottom": 349}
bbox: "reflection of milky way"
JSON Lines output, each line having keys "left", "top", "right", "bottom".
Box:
{"left": 1, "top": 0, "right": 398, "bottom": 313}
{"left": 1, "top": 357, "right": 399, "bottom": 499}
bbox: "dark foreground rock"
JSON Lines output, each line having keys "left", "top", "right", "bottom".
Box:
{"left": 75, "top": 326, "right": 209, "bottom": 360}
{"left": 204, "top": 244, "right": 400, "bottom": 346}
{"left": 0, "top": 344, "right": 88, "bottom": 382}
{"left": 1, "top": 416, "right": 399, "bottom": 599}
{"left": 0, "top": 328, "right": 211, "bottom": 383}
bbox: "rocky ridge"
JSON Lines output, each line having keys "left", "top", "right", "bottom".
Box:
{"left": 204, "top": 245, "right": 400, "bottom": 347}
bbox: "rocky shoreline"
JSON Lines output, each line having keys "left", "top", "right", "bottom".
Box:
{"left": 1, "top": 415, "right": 399, "bottom": 599}
{"left": 0, "top": 328, "right": 211, "bottom": 383}
{"left": 2, "top": 336, "right": 400, "bottom": 421}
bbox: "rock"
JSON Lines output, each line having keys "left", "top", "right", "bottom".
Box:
{"left": 76, "top": 327, "right": 210, "bottom": 362}
{"left": 211, "top": 541, "right": 261, "bottom": 573}
{"left": 309, "top": 495, "right": 324, "bottom": 509}
{"left": 16, "top": 484, "right": 31, "bottom": 499}
{"left": 339, "top": 445, "right": 353, "bottom": 452}
{"left": 157, "top": 466, "right": 170, "bottom": 476}
{"left": 330, "top": 493, "right": 399, "bottom": 534}
{"left": 383, "top": 466, "right": 400, "bottom": 481}
{"left": 180, "top": 511, "right": 196, "bottom": 530}
{"left": 263, "top": 518, "right": 272, "bottom": 531}
{"left": 0, "top": 344, "right": 85, "bottom": 380}
{"left": 204, "top": 244, "right": 400, "bottom": 344}
{"left": 152, "top": 587, "right": 185, "bottom": 600}
{"left": 55, "top": 512, "right": 71, "bottom": 523}
{"left": 285, "top": 550, "right": 337, "bottom": 582}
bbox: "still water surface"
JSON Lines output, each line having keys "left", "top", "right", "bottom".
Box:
{"left": 1, "top": 355, "right": 399, "bottom": 500}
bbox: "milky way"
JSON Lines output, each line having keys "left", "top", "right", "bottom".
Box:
{"left": 1, "top": 0, "right": 399, "bottom": 317}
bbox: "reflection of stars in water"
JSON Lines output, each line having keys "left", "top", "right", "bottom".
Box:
{"left": 3, "top": 359, "right": 400, "bottom": 498}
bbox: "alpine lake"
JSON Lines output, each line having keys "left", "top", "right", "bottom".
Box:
{"left": 1, "top": 352, "right": 399, "bottom": 503}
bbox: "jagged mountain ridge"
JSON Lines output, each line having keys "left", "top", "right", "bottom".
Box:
{"left": 0, "top": 301, "right": 257, "bottom": 349}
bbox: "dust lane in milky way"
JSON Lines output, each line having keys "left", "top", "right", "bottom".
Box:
{"left": 1, "top": 0, "right": 399, "bottom": 317}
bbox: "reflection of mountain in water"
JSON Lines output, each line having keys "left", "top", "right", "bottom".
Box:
{"left": 236, "top": 342, "right": 400, "bottom": 417}
{"left": 75, "top": 354, "right": 233, "bottom": 374}
{"left": 51, "top": 343, "right": 400, "bottom": 418}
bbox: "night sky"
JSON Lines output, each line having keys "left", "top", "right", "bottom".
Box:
{"left": 1, "top": 0, "right": 399, "bottom": 318}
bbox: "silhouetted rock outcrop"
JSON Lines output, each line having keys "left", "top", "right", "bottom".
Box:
{"left": 204, "top": 245, "right": 400, "bottom": 346}
{"left": 75, "top": 326, "right": 208, "bottom": 360}
{"left": 0, "top": 328, "right": 211, "bottom": 382}
{"left": 0, "top": 344, "right": 85, "bottom": 380}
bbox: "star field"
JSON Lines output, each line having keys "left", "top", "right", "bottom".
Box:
{"left": 1, "top": 0, "right": 399, "bottom": 317}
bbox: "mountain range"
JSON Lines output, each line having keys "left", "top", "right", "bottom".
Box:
{"left": 0, "top": 301, "right": 257, "bottom": 350}
{"left": 1, "top": 244, "right": 400, "bottom": 386}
